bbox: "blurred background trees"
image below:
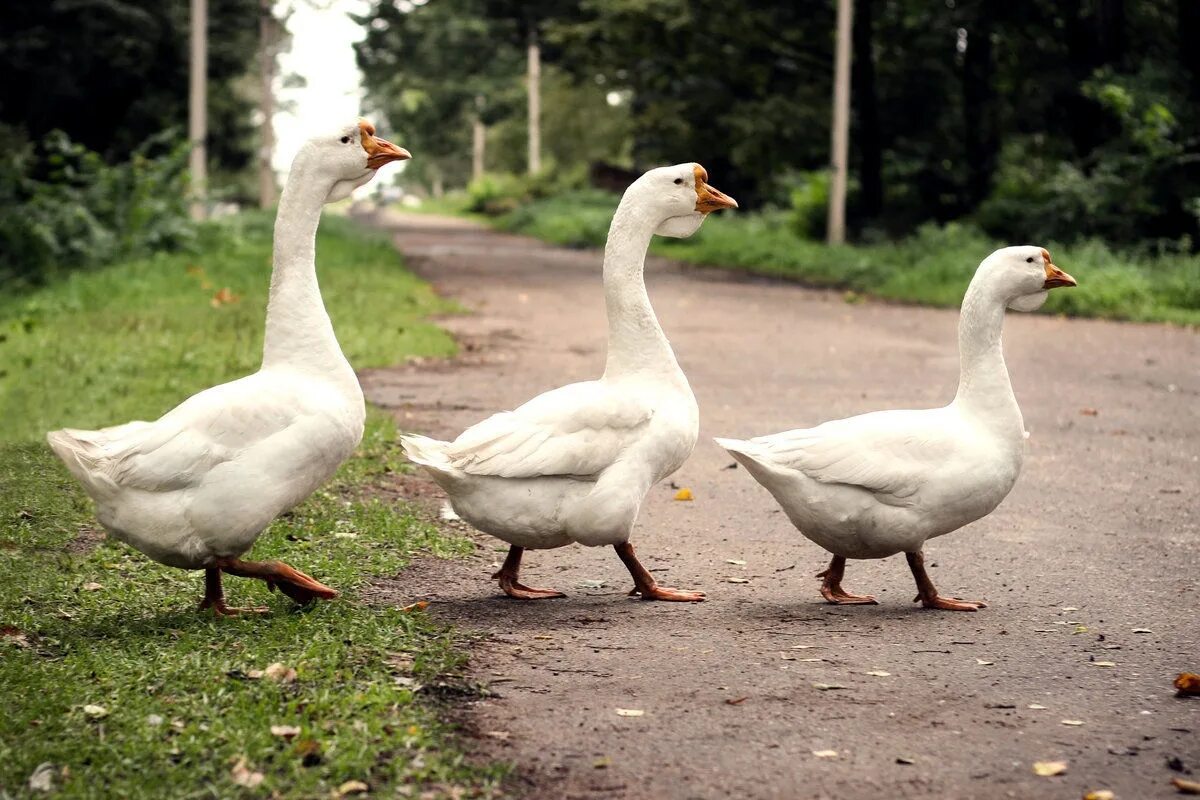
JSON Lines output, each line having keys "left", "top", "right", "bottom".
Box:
{"left": 355, "top": 0, "right": 1200, "bottom": 251}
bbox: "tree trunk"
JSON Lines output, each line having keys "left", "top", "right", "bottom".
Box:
{"left": 257, "top": 0, "right": 277, "bottom": 209}
{"left": 472, "top": 115, "right": 485, "bottom": 181}
{"left": 188, "top": 0, "right": 207, "bottom": 221}
{"left": 526, "top": 32, "right": 541, "bottom": 175}
{"left": 826, "top": 0, "right": 853, "bottom": 244}
{"left": 1178, "top": 0, "right": 1200, "bottom": 101}
{"left": 851, "top": 0, "right": 882, "bottom": 220}
{"left": 961, "top": 9, "right": 998, "bottom": 210}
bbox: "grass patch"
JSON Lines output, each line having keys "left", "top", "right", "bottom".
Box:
{"left": 491, "top": 190, "right": 1200, "bottom": 326}
{"left": 0, "top": 213, "right": 502, "bottom": 797}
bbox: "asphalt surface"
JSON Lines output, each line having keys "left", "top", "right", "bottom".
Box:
{"left": 360, "top": 209, "right": 1199, "bottom": 800}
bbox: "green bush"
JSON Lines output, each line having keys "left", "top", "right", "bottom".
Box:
{"left": 0, "top": 127, "right": 192, "bottom": 289}
{"left": 787, "top": 170, "right": 830, "bottom": 240}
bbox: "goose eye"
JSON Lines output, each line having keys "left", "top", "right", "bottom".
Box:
{"left": 340, "top": 136, "right": 351, "bottom": 144}
{"left": 1025, "top": 257, "right": 1034, "bottom": 263}
{"left": 673, "top": 178, "right": 684, "bottom": 185}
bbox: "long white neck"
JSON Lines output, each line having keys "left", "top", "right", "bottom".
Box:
{"left": 260, "top": 159, "right": 352, "bottom": 382}
{"left": 952, "top": 273, "right": 1022, "bottom": 432}
{"left": 601, "top": 200, "right": 682, "bottom": 379}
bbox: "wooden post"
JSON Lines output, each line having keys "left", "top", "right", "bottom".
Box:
{"left": 826, "top": 0, "right": 853, "bottom": 244}
{"left": 526, "top": 32, "right": 541, "bottom": 175}
{"left": 258, "top": 0, "right": 277, "bottom": 209}
{"left": 189, "top": 0, "right": 208, "bottom": 221}
{"left": 472, "top": 95, "right": 485, "bottom": 181}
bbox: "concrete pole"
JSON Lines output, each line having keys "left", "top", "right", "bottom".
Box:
{"left": 189, "top": 0, "right": 208, "bottom": 221}
{"left": 258, "top": 0, "right": 277, "bottom": 209}
{"left": 526, "top": 32, "right": 541, "bottom": 175}
{"left": 826, "top": 0, "right": 853, "bottom": 244}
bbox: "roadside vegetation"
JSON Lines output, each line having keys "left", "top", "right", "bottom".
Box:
{"left": 0, "top": 213, "right": 502, "bottom": 798}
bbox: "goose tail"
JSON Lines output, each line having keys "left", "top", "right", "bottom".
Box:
{"left": 399, "top": 433, "right": 463, "bottom": 484}
{"left": 46, "top": 428, "right": 117, "bottom": 497}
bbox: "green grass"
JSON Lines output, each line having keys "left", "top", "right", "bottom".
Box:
{"left": 0, "top": 213, "right": 502, "bottom": 798}
{"left": 492, "top": 190, "right": 1200, "bottom": 326}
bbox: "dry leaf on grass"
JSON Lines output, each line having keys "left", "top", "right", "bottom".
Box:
{"left": 81, "top": 582, "right": 103, "bottom": 591}
{"left": 1174, "top": 672, "right": 1200, "bottom": 697}
{"left": 1032, "top": 761, "right": 1068, "bottom": 777}
{"left": 673, "top": 488, "right": 694, "bottom": 501}
{"left": 812, "top": 750, "right": 838, "bottom": 758}
{"left": 270, "top": 724, "right": 301, "bottom": 739}
{"left": 263, "top": 662, "right": 297, "bottom": 683}
{"left": 615, "top": 708, "right": 644, "bottom": 717}
{"left": 210, "top": 288, "right": 241, "bottom": 307}
{"left": 83, "top": 704, "right": 109, "bottom": 720}
{"left": 230, "top": 757, "right": 264, "bottom": 788}
{"left": 27, "top": 763, "right": 56, "bottom": 793}
{"left": 335, "top": 780, "right": 370, "bottom": 797}
{"left": 400, "top": 601, "right": 430, "bottom": 613}
{"left": 1173, "top": 777, "right": 1200, "bottom": 795}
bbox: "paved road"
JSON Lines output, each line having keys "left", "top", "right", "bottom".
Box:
{"left": 360, "top": 210, "right": 1199, "bottom": 800}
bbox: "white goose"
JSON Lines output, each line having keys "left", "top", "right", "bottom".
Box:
{"left": 402, "top": 164, "right": 736, "bottom": 601}
{"left": 716, "top": 247, "right": 1077, "bottom": 610}
{"left": 47, "top": 119, "right": 410, "bottom": 615}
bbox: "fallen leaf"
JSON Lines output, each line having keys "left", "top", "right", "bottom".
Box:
{"left": 976, "top": 659, "right": 994, "bottom": 666}
{"left": 245, "top": 669, "right": 264, "bottom": 680}
{"left": 615, "top": 708, "right": 644, "bottom": 717}
{"left": 577, "top": 579, "right": 606, "bottom": 589}
{"left": 210, "top": 287, "right": 241, "bottom": 307}
{"left": 593, "top": 757, "right": 611, "bottom": 769}
{"left": 725, "top": 559, "right": 747, "bottom": 566}
{"left": 335, "top": 780, "right": 369, "bottom": 797}
{"left": 270, "top": 724, "right": 301, "bottom": 739}
{"left": 798, "top": 657, "right": 824, "bottom": 662}
{"left": 1080, "top": 408, "right": 1099, "bottom": 416}
{"left": 1092, "top": 661, "right": 1116, "bottom": 668}
{"left": 1174, "top": 673, "right": 1200, "bottom": 697}
{"left": 1173, "top": 777, "right": 1200, "bottom": 795}
{"left": 146, "top": 714, "right": 164, "bottom": 726}
{"left": 725, "top": 696, "right": 749, "bottom": 706}
{"left": 483, "top": 730, "right": 509, "bottom": 740}
{"left": 230, "top": 757, "right": 264, "bottom": 788}
{"left": 727, "top": 577, "right": 750, "bottom": 584}
{"left": 1028, "top": 704, "right": 1048, "bottom": 710}
{"left": 1033, "top": 761, "right": 1068, "bottom": 777}
{"left": 83, "top": 704, "right": 109, "bottom": 720}
{"left": 1083, "top": 791, "right": 1115, "bottom": 800}
{"left": 28, "top": 762, "right": 55, "bottom": 793}
{"left": 82, "top": 582, "right": 103, "bottom": 591}
{"left": 895, "top": 757, "right": 915, "bottom": 765}
{"left": 532, "top": 635, "right": 553, "bottom": 640}
{"left": 1132, "top": 628, "right": 1153, "bottom": 634}
{"left": 673, "top": 488, "right": 694, "bottom": 501}
{"left": 1061, "top": 606, "right": 1080, "bottom": 611}
{"left": 263, "top": 662, "right": 297, "bottom": 683}
{"left": 1061, "top": 720, "right": 1085, "bottom": 726}
{"left": 812, "top": 683, "right": 845, "bottom": 691}
{"left": 865, "top": 670, "right": 891, "bottom": 677}
{"left": 400, "top": 601, "right": 429, "bottom": 613}
{"left": 812, "top": 749, "right": 838, "bottom": 758}
{"left": 790, "top": 645, "right": 822, "bottom": 650}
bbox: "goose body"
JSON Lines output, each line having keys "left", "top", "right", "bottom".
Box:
{"left": 403, "top": 164, "right": 736, "bottom": 600}
{"left": 718, "top": 246, "right": 1077, "bottom": 610}
{"left": 47, "top": 119, "right": 411, "bottom": 613}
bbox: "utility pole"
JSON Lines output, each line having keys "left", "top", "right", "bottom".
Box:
{"left": 826, "top": 0, "right": 853, "bottom": 244}
{"left": 526, "top": 31, "right": 541, "bottom": 175}
{"left": 472, "top": 95, "right": 486, "bottom": 181}
{"left": 258, "top": 0, "right": 277, "bottom": 209}
{"left": 189, "top": 0, "right": 208, "bottom": 221}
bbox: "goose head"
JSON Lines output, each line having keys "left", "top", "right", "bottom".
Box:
{"left": 297, "top": 119, "right": 411, "bottom": 204}
{"left": 974, "top": 246, "right": 1077, "bottom": 311}
{"left": 624, "top": 163, "right": 737, "bottom": 239}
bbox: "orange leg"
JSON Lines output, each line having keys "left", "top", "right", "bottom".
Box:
{"left": 215, "top": 558, "right": 338, "bottom": 606}
{"left": 198, "top": 568, "right": 269, "bottom": 616}
{"left": 816, "top": 555, "right": 877, "bottom": 605}
{"left": 492, "top": 546, "right": 566, "bottom": 600}
{"left": 614, "top": 542, "right": 705, "bottom": 602}
{"left": 906, "top": 551, "right": 986, "bottom": 611}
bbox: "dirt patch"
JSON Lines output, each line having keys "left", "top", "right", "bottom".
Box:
{"left": 65, "top": 526, "right": 106, "bottom": 556}
{"left": 364, "top": 210, "right": 1200, "bottom": 800}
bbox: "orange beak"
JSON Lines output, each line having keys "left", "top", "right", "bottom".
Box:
{"left": 693, "top": 165, "right": 738, "bottom": 213}
{"left": 1041, "top": 248, "right": 1077, "bottom": 289}
{"left": 359, "top": 119, "right": 411, "bottom": 169}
